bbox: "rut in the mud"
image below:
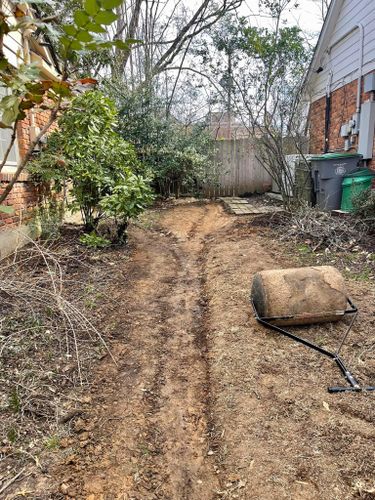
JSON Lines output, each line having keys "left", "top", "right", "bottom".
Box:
{"left": 46, "top": 202, "right": 375, "bottom": 500}
{"left": 54, "top": 203, "right": 229, "bottom": 499}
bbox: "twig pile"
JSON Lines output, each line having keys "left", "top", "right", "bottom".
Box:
{"left": 0, "top": 232, "right": 117, "bottom": 457}
{"left": 0, "top": 236, "right": 114, "bottom": 384}
{"left": 274, "top": 206, "right": 370, "bottom": 252}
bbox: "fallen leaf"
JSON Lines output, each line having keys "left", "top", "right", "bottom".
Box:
{"left": 323, "top": 401, "right": 330, "bottom": 412}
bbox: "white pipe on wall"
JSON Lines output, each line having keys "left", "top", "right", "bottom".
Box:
{"left": 356, "top": 23, "right": 364, "bottom": 113}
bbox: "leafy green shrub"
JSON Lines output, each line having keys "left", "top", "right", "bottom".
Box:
{"left": 109, "top": 88, "right": 218, "bottom": 197}
{"left": 79, "top": 232, "right": 111, "bottom": 249}
{"left": 99, "top": 172, "right": 154, "bottom": 242}
{"left": 29, "top": 91, "right": 153, "bottom": 242}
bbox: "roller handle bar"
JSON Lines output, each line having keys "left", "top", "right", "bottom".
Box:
{"left": 251, "top": 297, "right": 374, "bottom": 394}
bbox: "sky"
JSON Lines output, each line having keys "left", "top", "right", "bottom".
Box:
{"left": 168, "top": 0, "right": 328, "bottom": 122}
{"left": 240, "top": 0, "right": 326, "bottom": 41}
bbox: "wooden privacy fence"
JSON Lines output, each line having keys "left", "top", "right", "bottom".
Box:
{"left": 204, "top": 138, "right": 272, "bottom": 198}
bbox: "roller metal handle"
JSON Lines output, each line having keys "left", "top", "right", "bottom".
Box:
{"left": 328, "top": 386, "right": 361, "bottom": 393}
{"left": 328, "top": 386, "right": 375, "bottom": 393}
{"left": 345, "top": 371, "right": 360, "bottom": 388}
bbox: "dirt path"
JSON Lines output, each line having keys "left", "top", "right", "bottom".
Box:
{"left": 52, "top": 203, "right": 230, "bottom": 499}
{"left": 44, "top": 202, "right": 375, "bottom": 500}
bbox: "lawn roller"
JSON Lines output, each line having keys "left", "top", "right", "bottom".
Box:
{"left": 251, "top": 266, "right": 375, "bottom": 393}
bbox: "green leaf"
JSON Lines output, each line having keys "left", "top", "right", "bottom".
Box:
{"left": 95, "top": 10, "right": 118, "bottom": 25}
{"left": 113, "top": 39, "right": 140, "bottom": 50}
{"left": 2, "top": 107, "right": 19, "bottom": 126}
{"left": 1, "top": 95, "right": 19, "bottom": 126}
{"left": 0, "top": 57, "right": 9, "bottom": 71}
{"left": 86, "top": 22, "right": 106, "bottom": 33}
{"left": 74, "top": 10, "right": 90, "bottom": 28}
{"left": 84, "top": 0, "right": 100, "bottom": 15}
{"left": 0, "top": 204, "right": 14, "bottom": 214}
{"left": 62, "top": 25, "right": 77, "bottom": 36}
{"left": 0, "top": 95, "right": 19, "bottom": 110}
{"left": 70, "top": 40, "right": 84, "bottom": 51}
{"left": 51, "top": 81, "right": 72, "bottom": 97}
{"left": 85, "top": 41, "right": 111, "bottom": 50}
{"left": 76, "top": 30, "right": 94, "bottom": 42}
{"left": 100, "top": 0, "right": 123, "bottom": 8}
{"left": 96, "top": 41, "right": 113, "bottom": 49}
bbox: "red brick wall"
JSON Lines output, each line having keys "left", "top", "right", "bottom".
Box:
{"left": 0, "top": 172, "right": 39, "bottom": 230}
{"left": 1, "top": 109, "right": 57, "bottom": 232}
{"left": 309, "top": 75, "right": 375, "bottom": 171}
{"left": 17, "top": 108, "right": 57, "bottom": 157}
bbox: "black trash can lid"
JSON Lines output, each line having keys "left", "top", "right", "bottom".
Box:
{"left": 310, "top": 153, "right": 363, "bottom": 161}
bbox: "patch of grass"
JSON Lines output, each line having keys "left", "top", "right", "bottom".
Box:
{"left": 344, "top": 267, "right": 374, "bottom": 282}
{"left": 8, "top": 388, "right": 21, "bottom": 414}
{"left": 83, "top": 284, "right": 104, "bottom": 310}
{"left": 297, "top": 243, "right": 311, "bottom": 254}
{"left": 353, "top": 269, "right": 373, "bottom": 282}
{"left": 7, "top": 427, "right": 18, "bottom": 443}
{"left": 44, "top": 435, "right": 60, "bottom": 450}
{"left": 139, "top": 443, "right": 151, "bottom": 456}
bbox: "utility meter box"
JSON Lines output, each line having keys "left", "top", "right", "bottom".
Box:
{"left": 358, "top": 101, "right": 375, "bottom": 159}
{"left": 364, "top": 73, "right": 375, "bottom": 93}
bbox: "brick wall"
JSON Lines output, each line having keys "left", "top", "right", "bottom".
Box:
{"left": 0, "top": 172, "right": 39, "bottom": 230}
{"left": 309, "top": 76, "right": 375, "bottom": 170}
{"left": 17, "top": 108, "right": 57, "bottom": 157}
{"left": 1, "top": 109, "right": 57, "bottom": 232}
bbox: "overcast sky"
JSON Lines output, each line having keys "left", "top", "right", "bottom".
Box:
{"left": 240, "top": 0, "right": 326, "bottom": 42}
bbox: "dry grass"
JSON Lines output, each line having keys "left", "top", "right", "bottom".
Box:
{"left": 0, "top": 228, "right": 121, "bottom": 494}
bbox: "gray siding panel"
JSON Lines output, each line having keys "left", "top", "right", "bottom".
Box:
{"left": 310, "top": 0, "right": 375, "bottom": 102}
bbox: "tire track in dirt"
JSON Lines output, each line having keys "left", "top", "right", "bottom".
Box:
{"left": 138, "top": 203, "right": 226, "bottom": 499}
{"left": 50, "top": 202, "right": 230, "bottom": 499}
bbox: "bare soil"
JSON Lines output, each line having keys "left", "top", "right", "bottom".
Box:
{"left": 2, "top": 201, "right": 375, "bottom": 499}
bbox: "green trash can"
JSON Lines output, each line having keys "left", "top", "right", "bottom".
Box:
{"left": 341, "top": 169, "right": 375, "bottom": 212}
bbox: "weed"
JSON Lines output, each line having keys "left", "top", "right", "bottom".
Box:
{"left": 44, "top": 435, "right": 60, "bottom": 450}
{"left": 139, "top": 443, "right": 151, "bottom": 456}
{"left": 84, "top": 298, "right": 97, "bottom": 310}
{"left": 7, "top": 427, "right": 18, "bottom": 443}
{"left": 83, "top": 285, "right": 104, "bottom": 310}
{"left": 8, "top": 388, "right": 21, "bottom": 413}
{"left": 353, "top": 269, "right": 372, "bottom": 282}
{"left": 297, "top": 243, "right": 311, "bottom": 254}
{"left": 344, "top": 267, "right": 373, "bottom": 282}
{"left": 79, "top": 232, "right": 111, "bottom": 249}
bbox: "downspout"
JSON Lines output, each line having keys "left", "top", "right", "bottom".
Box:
{"left": 324, "top": 24, "right": 365, "bottom": 153}
{"left": 324, "top": 69, "right": 333, "bottom": 153}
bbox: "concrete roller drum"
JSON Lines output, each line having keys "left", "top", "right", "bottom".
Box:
{"left": 251, "top": 266, "right": 348, "bottom": 326}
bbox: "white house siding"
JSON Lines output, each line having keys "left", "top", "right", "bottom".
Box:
{"left": 308, "top": 0, "right": 375, "bottom": 102}
{"left": 2, "top": 0, "right": 25, "bottom": 68}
